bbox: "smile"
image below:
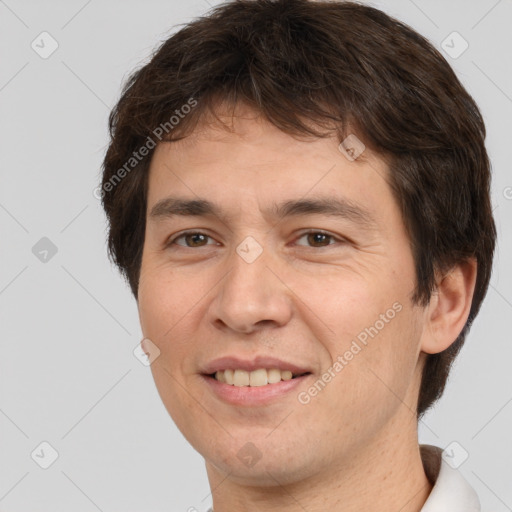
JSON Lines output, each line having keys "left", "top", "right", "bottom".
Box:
{"left": 212, "top": 368, "right": 308, "bottom": 387}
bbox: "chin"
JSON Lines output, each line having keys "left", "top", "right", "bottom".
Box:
{"left": 202, "top": 436, "right": 323, "bottom": 487}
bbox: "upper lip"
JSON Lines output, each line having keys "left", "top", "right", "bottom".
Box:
{"left": 202, "top": 356, "right": 312, "bottom": 375}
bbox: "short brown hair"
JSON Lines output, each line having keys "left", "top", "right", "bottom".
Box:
{"left": 100, "top": 0, "right": 496, "bottom": 417}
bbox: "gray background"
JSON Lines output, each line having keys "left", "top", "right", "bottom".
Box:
{"left": 0, "top": 0, "right": 511, "bottom": 510}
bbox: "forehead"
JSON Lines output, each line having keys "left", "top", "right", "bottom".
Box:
{"left": 146, "top": 104, "right": 395, "bottom": 226}
{"left": 153, "top": 100, "right": 378, "bottom": 169}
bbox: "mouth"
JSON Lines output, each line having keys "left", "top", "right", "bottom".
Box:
{"left": 206, "top": 368, "right": 312, "bottom": 387}
{"left": 200, "top": 356, "right": 313, "bottom": 405}
{"left": 202, "top": 370, "right": 312, "bottom": 406}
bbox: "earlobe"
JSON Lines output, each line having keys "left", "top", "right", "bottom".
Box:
{"left": 421, "top": 258, "right": 477, "bottom": 355}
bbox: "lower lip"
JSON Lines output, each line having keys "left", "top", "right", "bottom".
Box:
{"left": 202, "top": 374, "right": 311, "bottom": 406}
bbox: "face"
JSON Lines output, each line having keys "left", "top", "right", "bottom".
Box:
{"left": 137, "top": 104, "right": 427, "bottom": 486}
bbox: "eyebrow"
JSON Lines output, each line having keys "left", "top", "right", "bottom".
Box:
{"left": 149, "top": 195, "right": 378, "bottom": 230}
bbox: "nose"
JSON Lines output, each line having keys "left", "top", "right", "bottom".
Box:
{"left": 207, "top": 241, "right": 293, "bottom": 334}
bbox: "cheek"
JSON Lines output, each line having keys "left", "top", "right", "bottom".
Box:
{"left": 138, "top": 263, "right": 202, "bottom": 340}
{"left": 138, "top": 270, "right": 208, "bottom": 436}
{"left": 297, "top": 270, "right": 421, "bottom": 417}
{"left": 286, "top": 266, "right": 400, "bottom": 345}
{"left": 321, "top": 303, "right": 422, "bottom": 420}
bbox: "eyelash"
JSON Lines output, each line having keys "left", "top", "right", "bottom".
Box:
{"left": 166, "top": 230, "right": 345, "bottom": 249}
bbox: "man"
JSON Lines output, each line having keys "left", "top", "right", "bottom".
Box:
{"left": 100, "top": 1, "right": 496, "bottom": 510}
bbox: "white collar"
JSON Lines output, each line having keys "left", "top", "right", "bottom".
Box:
{"left": 206, "top": 444, "right": 481, "bottom": 511}
{"left": 420, "top": 444, "right": 480, "bottom": 511}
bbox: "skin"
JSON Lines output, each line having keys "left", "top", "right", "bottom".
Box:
{"left": 137, "top": 103, "right": 477, "bottom": 512}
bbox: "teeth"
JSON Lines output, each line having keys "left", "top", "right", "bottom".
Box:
{"left": 267, "top": 368, "right": 282, "bottom": 384}
{"left": 281, "top": 370, "right": 293, "bottom": 381}
{"left": 213, "top": 368, "right": 300, "bottom": 386}
{"left": 233, "top": 369, "right": 249, "bottom": 386}
{"left": 249, "top": 368, "right": 268, "bottom": 387}
{"left": 224, "top": 369, "right": 234, "bottom": 385}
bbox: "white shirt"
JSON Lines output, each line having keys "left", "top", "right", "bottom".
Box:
{"left": 206, "top": 444, "right": 481, "bottom": 512}
{"left": 420, "top": 444, "right": 480, "bottom": 511}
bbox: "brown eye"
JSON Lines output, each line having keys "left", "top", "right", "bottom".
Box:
{"left": 295, "top": 231, "right": 339, "bottom": 248}
{"left": 171, "top": 232, "right": 215, "bottom": 248}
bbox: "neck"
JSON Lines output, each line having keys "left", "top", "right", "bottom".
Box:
{"left": 205, "top": 414, "right": 431, "bottom": 512}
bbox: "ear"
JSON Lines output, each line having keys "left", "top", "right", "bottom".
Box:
{"left": 421, "top": 258, "right": 477, "bottom": 355}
